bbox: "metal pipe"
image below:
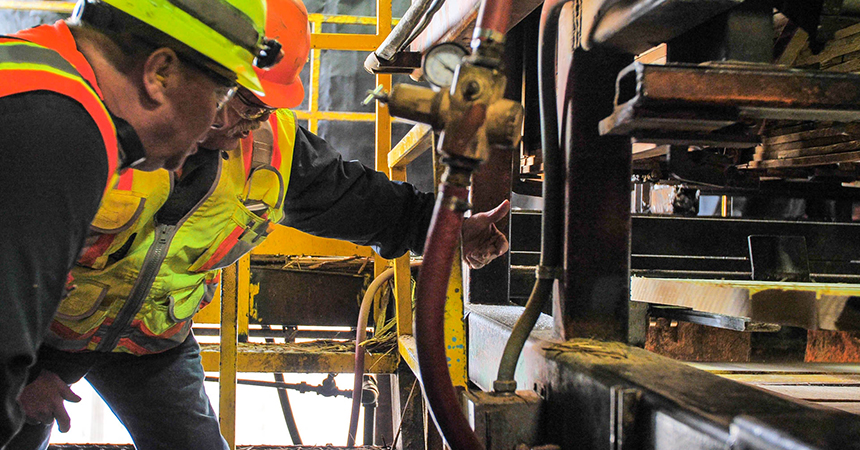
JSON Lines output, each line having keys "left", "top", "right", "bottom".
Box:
{"left": 362, "top": 375, "right": 379, "bottom": 445}
{"left": 374, "top": 0, "right": 434, "bottom": 61}
{"left": 474, "top": 0, "right": 513, "bottom": 37}
{"left": 415, "top": 167, "right": 485, "bottom": 450}
{"left": 261, "top": 325, "right": 302, "bottom": 445}
{"left": 347, "top": 262, "right": 420, "bottom": 447}
{"left": 493, "top": 0, "right": 569, "bottom": 392}
{"left": 363, "top": 403, "right": 376, "bottom": 445}
{"left": 203, "top": 376, "right": 352, "bottom": 397}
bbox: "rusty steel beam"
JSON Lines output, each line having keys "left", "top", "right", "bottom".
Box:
{"left": 601, "top": 62, "right": 860, "bottom": 144}
{"left": 199, "top": 343, "right": 398, "bottom": 374}
{"left": 560, "top": 46, "right": 633, "bottom": 341}
{"left": 581, "top": 0, "right": 743, "bottom": 53}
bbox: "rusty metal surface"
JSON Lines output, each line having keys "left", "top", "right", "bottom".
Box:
{"left": 467, "top": 305, "right": 860, "bottom": 449}
{"left": 560, "top": 47, "right": 633, "bottom": 341}
{"left": 249, "top": 264, "right": 371, "bottom": 327}
{"left": 601, "top": 62, "right": 860, "bottom": 145}
{"left": 806, "top": 330, "right": 860, "bottom": 362}
{"left": 199, "top": 343, "right": 398, "bottom": 374}
{"left": 582, "top": 0, "right": 743, "bottom": 53}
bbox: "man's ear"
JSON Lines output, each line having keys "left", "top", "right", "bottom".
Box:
{"left": 142, "top": 47, "right": 181, "bottom": 105}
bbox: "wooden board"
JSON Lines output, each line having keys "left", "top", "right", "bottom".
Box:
{"left": 691, "top": 362, "right": 860, "bottom": 415}
{"left": 631, "top": 277, "right": 860, "bottom": 330}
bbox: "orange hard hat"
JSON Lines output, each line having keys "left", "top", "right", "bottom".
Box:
{"left": 254, "top": 0, "right": 310, "bottom": 108}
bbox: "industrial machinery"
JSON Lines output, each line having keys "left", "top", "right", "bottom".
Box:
{"left": 367, "top": 0, "right": 860, "bottom": 449}
{"left": 9, "top": 0, "right": 860, "bottom": 449}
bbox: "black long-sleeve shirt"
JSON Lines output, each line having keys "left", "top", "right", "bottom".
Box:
{"left": 164, "top": 126, "right": 435, "bottom": 259}
{"left": 0, "top": 92, "right": 110, "bottom": 446}
{"left": 280, "top": 127, "right": 434, "bottom": 258}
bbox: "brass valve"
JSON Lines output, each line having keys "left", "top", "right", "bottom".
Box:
{"left": 368, "top": 42, "right": 524, "bottom": 166}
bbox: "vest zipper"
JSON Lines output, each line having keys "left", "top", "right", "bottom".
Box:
{"left": 97, "top": 223, "right": 177, "bottom": 351}
{"left": 95, "top": 155, "right": 223, "bottom": 352}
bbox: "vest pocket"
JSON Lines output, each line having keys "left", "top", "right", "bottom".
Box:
{"left": 78, "top": 190, "right": 146, "bottom": 269}
{"left": 55, "top": 279, "right": 109, "bottom": 321}
{"left": 91, "top": 190, "right": 146, "bottom": 233}
{"left": 187, "top": 207, "right": 274, "bottom": 273}
{"left": 167, "top": 281, "right": 217, "bottom": 323}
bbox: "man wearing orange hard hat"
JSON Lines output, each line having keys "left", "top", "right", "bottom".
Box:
{"left": 9, "top": 0, "right": 510, "bottom": 447}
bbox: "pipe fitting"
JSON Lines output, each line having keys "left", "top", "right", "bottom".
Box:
{"left": 493, "top": 379, "right": 518, "bottom": 393}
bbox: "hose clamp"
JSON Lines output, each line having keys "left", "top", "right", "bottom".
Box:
{"left": 536, "top": 265, "right": 563, "bottom": 280}
{"left": 472, "top": 27, "right": 506, "bottom": 47}
{"left": 443, "top": 196, "right": 472, "bottom": 213}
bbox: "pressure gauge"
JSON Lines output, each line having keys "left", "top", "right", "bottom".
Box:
{"left": 422, "top": 42, "right": 469, "bottom": 89}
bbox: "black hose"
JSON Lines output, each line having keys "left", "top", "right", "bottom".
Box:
{"left": 494, "top": 0, "right": 569, "bottom": 391}
{"left": 262, "top": 325, "right": 302, "bottom": 444}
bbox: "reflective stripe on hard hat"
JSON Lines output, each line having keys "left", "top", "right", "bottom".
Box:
{"left": 78, "top": 0, "right": 267, "bottom": 93}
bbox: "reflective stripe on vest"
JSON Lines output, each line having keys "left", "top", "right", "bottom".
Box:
{"left": 48, "top": 110, "right": 298, "bottom": 355}
{"left": 0, "top": 37, "right": 119, "bottom": 190}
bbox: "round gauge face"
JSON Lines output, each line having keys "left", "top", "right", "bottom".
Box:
{"left": 422, "top": 42, "right": 469, "bottom": 88}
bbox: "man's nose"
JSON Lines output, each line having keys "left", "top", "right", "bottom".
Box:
{"left": 211, "top": 106, "right": 229, "bottom": 129}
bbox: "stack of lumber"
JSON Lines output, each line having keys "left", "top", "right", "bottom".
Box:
{"left": 753, "top": 23, "right": 860, "bottom": 169}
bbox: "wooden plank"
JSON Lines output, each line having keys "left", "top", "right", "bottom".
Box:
{"left": 754, "top": 385, "right": 860, "bottom": 401}
{"left": 826, "top": 57, "right": 860, "bottom": 73}
{"left": 760, "top": 139, "right": 860, "bottom": 160}
{"left": 795, "top": 32, "right": 860, "bottom": 67}
{"left": 763, "top": 135, "right": 855, "bottom": 152}
{"left": 632, "top": 277, "right": 860, "bottom": 330}
{"left": 723, "top": 373, "right": 860, "bottom": 384}
{"left": 388, "top": 124, "right": 433, "bottom": 169}
{"left": 807, "top": 330, "right": 860, "bottom": 363}
{"left": 763, "top": 124, "right": 860, "bottom": 146}
{"left": 689, "top": 362, "right": 860, "bottom": 374}
{"left": 776, "top": 28, "right": 809, "bottom": 67}
{"left": 834, "top": 22, "right": 860, "bottom": 40}
{"left": 632, "top": 144, "right": 669, "bottom": 160}
{"left": 747, "top": 149, "right": 860, "bottom": 168}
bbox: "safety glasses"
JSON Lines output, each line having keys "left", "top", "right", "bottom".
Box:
{"left": 215, "top": 85, "right": 238, "bottom": 111}
{"left": 231, "top": 90, "right": 278, "bottom": 120}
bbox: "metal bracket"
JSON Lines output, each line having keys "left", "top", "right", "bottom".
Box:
{"left": 610, "top": 386, "right": 642, "bottom": 450}
{"left": 363, "top": 51, "right": 423, "bottom": 74}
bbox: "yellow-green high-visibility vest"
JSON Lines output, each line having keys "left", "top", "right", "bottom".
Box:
{"left": 48, "top": 110, "right": 297, "bottom": 355}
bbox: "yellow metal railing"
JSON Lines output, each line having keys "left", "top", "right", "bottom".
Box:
{"left": 2, "top": 1, "right": 467, "bottom": 445}
{"left": 388, "top": 124, "right": 469, "bottom": 388}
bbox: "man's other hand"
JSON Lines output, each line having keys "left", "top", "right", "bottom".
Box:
{"left": 17, "top": 370, "right": 81, "bottom": 433}
{"left": 461, "top": 200, "right": 511, "bottom": 269}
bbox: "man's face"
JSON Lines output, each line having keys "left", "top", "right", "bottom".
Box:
{"left": 136, "top": 60, "right": 235, "bottom": 171}
{"left": 200, "top": 89, "right": 276, "bottom": 151}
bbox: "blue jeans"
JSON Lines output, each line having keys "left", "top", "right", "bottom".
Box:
{"left": 5, "top": 335, "right": 227, "bottom": 450}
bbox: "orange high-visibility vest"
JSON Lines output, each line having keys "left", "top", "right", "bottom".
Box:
{"left": 1, "top": 21, "right": 119, "bottom": 193}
